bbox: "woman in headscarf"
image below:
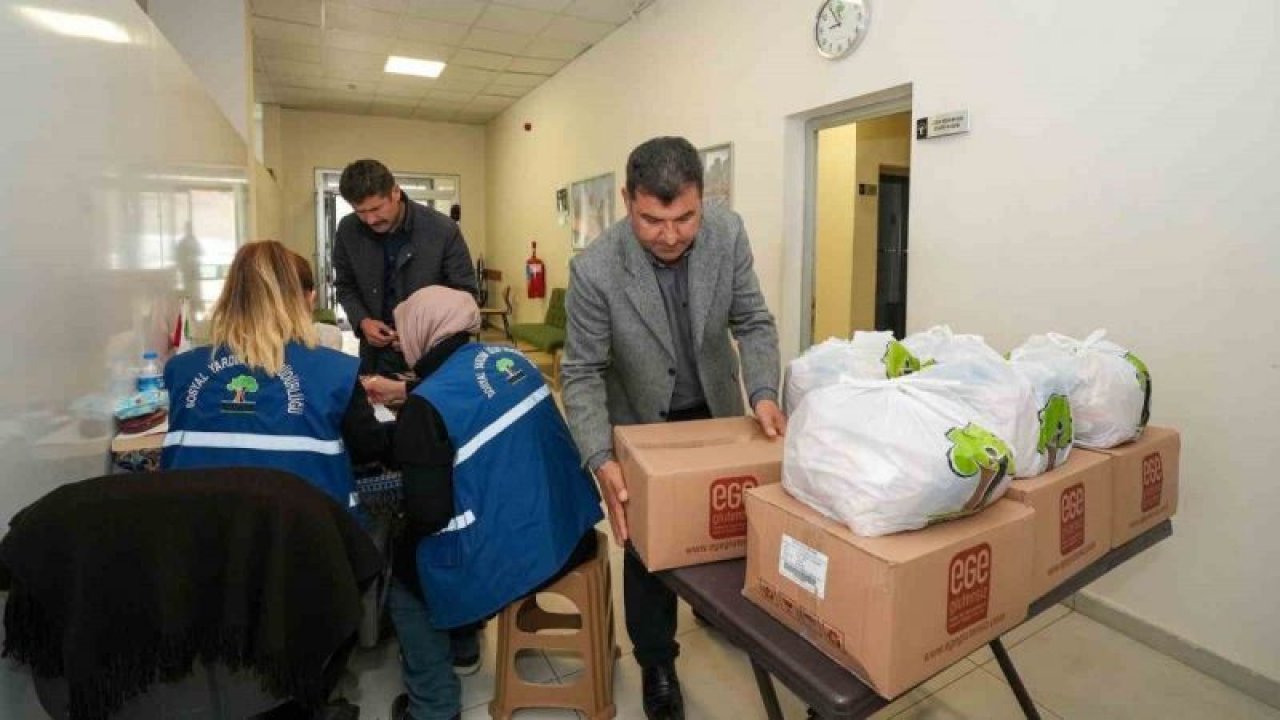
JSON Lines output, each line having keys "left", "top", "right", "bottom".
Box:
{"left": 162, "top": 240, "right": 391, "bottom": 507}
{"left": 384, "top": 286, "right": 602, "bottom": 720}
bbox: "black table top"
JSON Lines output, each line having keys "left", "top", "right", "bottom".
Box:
{"left": 658, "top": 520, "right": 1173, "bottom": 720}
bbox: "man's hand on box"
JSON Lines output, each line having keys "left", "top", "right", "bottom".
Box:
{"left": 753, "top": 399, "right": 788, "bottom": 439}
{"left": 594, "top": 459, "right": 629, "bottom": 545}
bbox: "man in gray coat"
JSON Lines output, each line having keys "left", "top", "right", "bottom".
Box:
{"left": 562, "top": 137, "right": 786, "bottom": 720}
{"left": 333, "top": 159, "right": 477, "bottom": 375}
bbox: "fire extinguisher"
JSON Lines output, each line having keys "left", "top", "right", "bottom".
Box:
{"left": 526, "top": 241, "right": 546, "bottom": 299}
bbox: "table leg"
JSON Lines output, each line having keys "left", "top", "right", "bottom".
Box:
{"left": 750, "top": 659, "right": 786, "bottom": 720}
{"left": 989, "top": 638, "right": 1041, "bottom": 720}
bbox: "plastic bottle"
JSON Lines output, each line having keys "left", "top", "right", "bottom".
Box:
{"left": 137, "top": 351, "right": 164, "bottom": 393}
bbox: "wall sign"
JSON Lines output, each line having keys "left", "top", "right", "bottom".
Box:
{"left": 916, "top": 110, "right": 970, "bottom": 140}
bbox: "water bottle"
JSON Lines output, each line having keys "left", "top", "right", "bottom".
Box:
{"left": 137, "top": 351, "right": 164, "bottom": 393}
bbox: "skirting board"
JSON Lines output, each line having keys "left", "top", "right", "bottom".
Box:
{"left": 1070, "top": 590, "right": 1280, "bottom": 711}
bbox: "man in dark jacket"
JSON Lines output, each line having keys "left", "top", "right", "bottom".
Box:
{"left": 333, "top": 158, "right": 477, "bottom": 375}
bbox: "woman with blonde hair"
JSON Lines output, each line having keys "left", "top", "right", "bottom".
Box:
{"left": 161, "top": 240, "right": 391, "bottom": 507}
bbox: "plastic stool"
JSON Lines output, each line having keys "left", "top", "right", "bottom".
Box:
{"left": 489, "top": 531, "right": 617, "bottom": 719}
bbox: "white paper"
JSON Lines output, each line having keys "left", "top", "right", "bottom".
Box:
{"left": 779, "top": 534, "right": 829, "bottom": 599}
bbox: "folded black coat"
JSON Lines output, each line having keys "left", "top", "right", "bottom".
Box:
{"left": 0, "top": 467, "right": 383, "bottom": 720}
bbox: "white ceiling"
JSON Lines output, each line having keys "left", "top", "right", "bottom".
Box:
{"left": 252, "top": 0, "right": 647, "bottom": 125}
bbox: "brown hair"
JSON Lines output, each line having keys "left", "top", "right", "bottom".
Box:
{"left": 288, "top": 250, "right": 316, "bottom": 294}
{"left": 208, "top": 241, "right": 317, "bottom": 375}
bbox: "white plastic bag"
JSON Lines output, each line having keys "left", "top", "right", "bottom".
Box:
{"left": 783, "top": 376, "right": 1017, "bottom": 537}
{"left": 782, "top": 334, "right": 890, "bottom": 414}
{"left": 1034, "top": 331, "right": 1150, "bottom": 449}
{"left": 1009, "top": 337, "right": 1084, "bottom": 474}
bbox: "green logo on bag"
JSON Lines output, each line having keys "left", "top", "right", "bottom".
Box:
{"left": 882, "top": 341, "right": 935, "bottom": 378}
{"left": 1124, "top": 352, "right": 1152, "bottom": 429}
{"left": 946, "top": 423, "right": 1014, "bottom": 512}
{"left": 1037, "top": 394, "right": 1073, "bottom": 471}
{"left": 222, "top": 374, "right": 259, "bottom": 413}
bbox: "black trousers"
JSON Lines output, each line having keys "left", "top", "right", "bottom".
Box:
{"left": 623, "top": 403, "right": 711, "bottom": 669}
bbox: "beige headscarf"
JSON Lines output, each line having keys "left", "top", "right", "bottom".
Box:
{"left": 394, "top": 286, "right": 481, "bottom": 368}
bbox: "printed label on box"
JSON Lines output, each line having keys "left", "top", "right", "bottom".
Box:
{"left": 780, "top": 534, "right": 829, "bottom": 599}
{"left": 708, "top": 475, "right": 758, "bottom": 539}
{"left": 1141, "top": 453, "right": 1164, "bottom": 512}
{"left": 1059, "top": 483, "right": 1086, "bottom": 555}
{"left": 947, "top": 543, "right": 992, "bottom": 634}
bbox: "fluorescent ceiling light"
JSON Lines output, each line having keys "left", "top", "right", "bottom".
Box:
{"left": 384, "top": 55, "right": 445, "bottom": 78}
{"left": 18, "top": 6, "right": 131, "bottom": 44}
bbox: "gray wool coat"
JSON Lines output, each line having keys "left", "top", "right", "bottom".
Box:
{"left": 561, "top": 205, "right": 781, "bottom": 470}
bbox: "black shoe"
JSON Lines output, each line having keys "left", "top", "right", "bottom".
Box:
{"left": 641, "top": 662, "right": 685, "bottom": 720}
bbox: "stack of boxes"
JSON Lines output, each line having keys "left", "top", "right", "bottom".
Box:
{"left": 615, "top": 417, "right": 1180, "bottom": 699}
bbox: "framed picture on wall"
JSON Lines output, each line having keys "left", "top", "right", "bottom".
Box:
{"left": 699, "top": 143, "right": 733, "bottom": 209}
{"left": 570, "top": 172, "right": 615, "bottom": 251}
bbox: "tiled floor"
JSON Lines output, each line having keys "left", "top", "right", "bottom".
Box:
{"left": 336, "top": 530, "right": 1280, "bottom": 720}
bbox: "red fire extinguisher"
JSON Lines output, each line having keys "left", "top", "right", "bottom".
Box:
{"left": 526, "top": 241, "right": 546, "bottom": 299}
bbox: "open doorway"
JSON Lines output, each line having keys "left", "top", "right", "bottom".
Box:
{"left": 809, "top": 110, "right": 913, "bottom": 344}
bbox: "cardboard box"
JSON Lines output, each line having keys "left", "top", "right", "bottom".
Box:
{"left": 743, "top": 484, "right": 1033, "bottom": 698}
{"left": 1003, "top": 452, "right": 1113, "bottom": 600}
{"left": 1080, "top": 426, "right": 1180, "bottom": 547}
{"left": 614, "top": 417, "right": 782, "bottom": 571}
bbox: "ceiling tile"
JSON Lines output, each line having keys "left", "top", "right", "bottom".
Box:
{"left": 475, "top": 5, "right": 555, "bottom": 36}
{"left": 419, "top": 98, "right": 469, "bottom": 112}
{"left": 255, "top": 39, "right": 323, "bottom": 63}
{"left": 494, "top": 71, "right": 544, "bottom": 88}
{"left": 319, "top": 79, "right": 377, "bottom": 98}
{"left": 495, "top": 0, "right": 571, "bottom": 11}
{"left": 251, "top": 0, "right": 323, "bottom": 26}
{"left": 437, "top": 65, "right": 497, "bottom": 88}
{"left": 506, "top": 55, "right": 563, "bottom": 74}
{"left": 485, "top": 83, "right": 529, "bottom": 98}
{"left": 463, "top": 28, "right": 531, "bottom": 54}
{"left": 343, "top": 0, "right": 410, "bottom": 13}
{"left": 396, "top": 17, "right": 471, "bottom": 45}
{"left": 377, "top": 74, "right": 439, "bottom": 95}
{"left": 406, "top": 0, "right": 485, "bottom": 25}
{"left": 325, "top": 99, "right": 376, "bottom": 115}
{"left": 467, "top": 94, "right": 515, "bottom": 110}
{"left": 324, "top": 28, "right": 393, "bottom": 53}
{"left": 253, "top": 17, "right": 323, "bottom": 45}
{"left": 326, "top": 3, "right": 399, "bottom": 37}
{"left": 261, "top": 56, "right": 325, "bottom": 77}
{"left": 413, "top": 106, "right": 461, "bottom": 122}
{"left": 453, "top": 110, "right": 497, "bottom": 125}
{"left": 522, "top": 36, "right": 586, "bottom": 60}
{"left": 539, "top": 15, "right": 615, "bottom": 44}
{"left": 563, "top": 0, "right": 635, "bottom": 24}
{"left": 370, "top": 103, "right": 417, "bottom": 118}
{"left": 389, "top": 42, "right": 455, "bottom": 65}
{"left": 428, "top": 89, "right": 476, "bottom": 103}
{"left": 449, "top": 48, "right": 512, "bottom": 71}
{"left": 322, "top": 47, "right": 387, "bottom": 75}
{"left": 372, "top": 94, "right": 420, "bottom": 106}
{"left": 272, "top": 74, "right": 329, "bottom": 90}
{"left": 275, "top": 87, "right": 329, "bottom": 105}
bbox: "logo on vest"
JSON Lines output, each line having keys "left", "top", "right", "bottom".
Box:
{"left": 222, "top": 374, "right": 259, "bottom": 414}
{"left": 1141, "top": 452, "right": 1164, "bottom": 512}
{"left": 474, "top": 347, "right": 527, "bottom": 398}
{"left": 708, "top": 475, "right": 757, "bottom": 539}
{"left": 1059, "top": 483, "right": 1086, "bottom": 555}
{"left": 947, "top": 543, "right": 992, "bottom": 634}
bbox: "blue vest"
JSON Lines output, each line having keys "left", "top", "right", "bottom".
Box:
{"left": 162, "top": 342, "right": 359, "bottom": 508}
{"left": 414, "top": 343, "right": 603, "bottom": 629}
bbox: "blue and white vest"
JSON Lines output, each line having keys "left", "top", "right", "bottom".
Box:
{"left": 413, "top": 343, "right": 603, "bottom": 629}
{"left": 162, "top": 342, "right": 359, "bottom": 508}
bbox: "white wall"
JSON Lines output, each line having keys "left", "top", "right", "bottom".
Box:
{"left": 146, "top": 0, "right": 252, "bottom": 146}
{"left": 485, "top": 0, "right": 1280, "bottom": 687}
{"left": 0, "top": 0, "right": 248, "bottom": 708}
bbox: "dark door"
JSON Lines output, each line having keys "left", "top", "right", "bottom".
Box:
{"left": 874, "top": 173, "right": 909, "bottom": 338}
